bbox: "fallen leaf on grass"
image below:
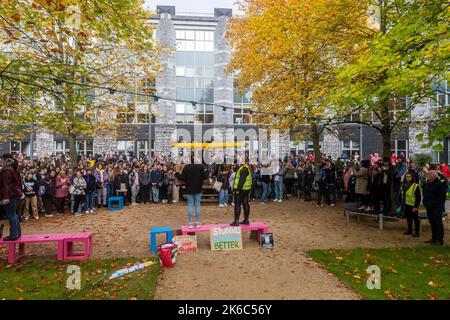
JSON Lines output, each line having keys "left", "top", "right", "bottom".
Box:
{"left": 426, "top": 293, "right": 438, "bottom": 300}
{"left": 388, "top": 267, "right": 398, "bottom": 274}
{"left": 428, "top": 281, "right": 437, "bottom": 288}
{"left": 15, "top": 287, "right": 24, "bottom": 293}
{"left": 335, "top": 256, "right": 343, "bottom": 261}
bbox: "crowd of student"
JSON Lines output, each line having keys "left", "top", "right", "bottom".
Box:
{"left": 0, "top": 150, "right": 448, "bottom": 243}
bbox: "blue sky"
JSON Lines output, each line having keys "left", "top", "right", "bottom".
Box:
{"left": 144, "top": 0, "right": 239, "bottom": 15}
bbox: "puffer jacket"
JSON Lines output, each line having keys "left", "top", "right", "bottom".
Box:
{"left": 354, "top": 167, "right": 369, "bottom": 195}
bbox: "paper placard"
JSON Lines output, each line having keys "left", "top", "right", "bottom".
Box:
{"left": 210, "top": 227, "right": 243, "bottom": 251}
{"left": 172, "top": 235, "right": 197, "bottom": 253}
{"left": 259, "top": 233, "right": 274, "bottom": 249}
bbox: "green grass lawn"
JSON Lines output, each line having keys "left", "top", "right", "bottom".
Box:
{"left": 308, "top": 246, "right": 450, "bottom": 300}
{"left": 0, "top": 257, "right": 160, "bottom": 300}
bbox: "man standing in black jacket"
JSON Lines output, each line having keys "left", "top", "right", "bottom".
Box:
{"left": 176, "top": 155, "right": 209, "bottom": 228}
{"left": 423, "top": 170, "right": 447, "bottom": 245}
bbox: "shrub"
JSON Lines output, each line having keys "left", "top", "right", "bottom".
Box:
{"left": 413, "top": 153, "right": 433, "bottom": 167}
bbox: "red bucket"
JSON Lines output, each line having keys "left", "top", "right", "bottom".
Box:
{"left": 158, "top": 242, "right": 178, "bottom": 268}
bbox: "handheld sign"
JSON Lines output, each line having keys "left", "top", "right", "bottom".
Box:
{"left": 210, "top": 227, "right": 243, "bottom": 251}
{"left": 172, "top": 235, "right": 197, "bottom": 253}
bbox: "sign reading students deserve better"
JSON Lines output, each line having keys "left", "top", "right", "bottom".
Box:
{"left": 210, "top": 227, "right": 243, "bottom": 251}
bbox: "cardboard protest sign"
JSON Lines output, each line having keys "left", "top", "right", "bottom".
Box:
{"left": 210, "top": 227, "right": 243, "bottom": 251}
{"left": 259, "top": 233, "right": 274, "bottom": 249}
{"left": 172, "top": 235, "right": 197, "bottom": 253}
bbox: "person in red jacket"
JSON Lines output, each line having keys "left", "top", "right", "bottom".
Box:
{"left": 0, "top": 154, "right": 24, "bottom": 241}
{"left": 440, "top": 162, "right": 450, "bottom": 179}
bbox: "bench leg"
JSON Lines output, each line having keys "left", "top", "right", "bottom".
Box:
{"left": 150, "top": 232, "right": 156, "bottom": 254}
{"left": 345, "top": 210, "right": 349, "bottom": 224}
{"left": 7, "top": 243, "right": 16, "bottom": 264}
{"left": 379, "top": 214, "right": 383, "bottom": 230}
{"left": 18, "top": 243, "right": 25, "bottom": 256}
{"left": 166, "top": 230, "right": 173, "bottom": 243}
{"left": 57, "top": 241, "right": 64, "bottom": 260}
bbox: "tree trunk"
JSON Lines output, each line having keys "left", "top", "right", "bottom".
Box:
{"left": 381, "top": 124, "right": 392, "bottom": 158}
{"left": 380, "top": 98, "right": 392, "bottom": 158}
{"left": 68, "top": 134, "right": 78, "bottom": 169}
{"left": 311, "top": 122, "right": 321, "bottom": 180}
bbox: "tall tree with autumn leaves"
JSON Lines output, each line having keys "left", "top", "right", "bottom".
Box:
{"left": 0, "top": 0, "right": 161, "bottom": 165}
{"left": 227, "top": 0, "right": 449, "bottom": 167}
{"left": 226, "top": 0, "right": 370, "bottom": 173}
{"left": 332, "top": 0, "right": 449, "bottom": 157}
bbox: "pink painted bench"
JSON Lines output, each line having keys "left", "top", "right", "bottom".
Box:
{"left": 181, "top": 222, "right": 269, "bottom": 241}
{"left": 0, "top": 233, "right": 93, "bottom": 264}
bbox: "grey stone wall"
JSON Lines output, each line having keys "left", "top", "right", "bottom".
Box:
{"left": 214, "top": 16, "right": 233, "bottom": 125}
{"left": 93, "top": 136, "right": 116, "bottom": 156}
{"left": 322, "top": 130, "right": 340, "bottom": 159}
{"left": 35, "top": 130, "right": 54, "bottom": 157}
{"left": 154, "top": 125, "right": 177, "bottom": 155}
{"left": 155, "top": 13, "right": 176, "bottom": 126}
{"left": 409, "top": 103, "right": 432, "bottom": 158}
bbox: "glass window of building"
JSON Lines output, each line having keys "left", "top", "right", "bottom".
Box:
{"left": 341, "top": 140, "right": 360, "bottom": 157}
{"left": 55, "top": 140, "right": 70, "bottom": 153}
{"left": 233, "top": 78, "right": 252, "bottom": 124}
{"left": 117, "top": 140, "right": 136, "bottom": 156}
{"left": 76, "top": 140, "right": 93, "bottom": 156}
{"left": 175, "top": 40, "right": 215, "bottom": 124}
{"left": 176, "top": 30, "right": 214, "bottom": 52}
{"left": 391, "top": 139, "right": 408, "bottom": 158}
{"left": 10, "top": 141, "right": 31, "bottom": 154}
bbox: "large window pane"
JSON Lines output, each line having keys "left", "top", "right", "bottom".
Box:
{"left": 205, "top": 89, "right": 214, "bottom": 103}
{"left": 10, "top": 141, "right": 20, "bottom": 153}
{"left": 195, "top": 41, "right": 205, "bottom": 51}
{"left": 195, "top": 52, "right": 214, "bottom": 66}
{"left": 397, "top": 140, "right": 406, "bottom": 150}
{"left": 185, "top": 77, "right": 195, "bottom": 88}
{"left": 176, "top": 67, "right": 185, "bottom": 76}
{"left": 204, "top": 67, "right": 214, "bottom": 77}
{"left": 205, "top": 32, "right": 214, "bottom": 41}
{"left": 196, "top": 31, "right": 204, "bottom": 40}
{"left": 176, "top": 52, "right": 195, "bottom": 65}
{"left": 204, "top": 41, "right": 214, "bottom": 52}
{"left": 204, "top": 78, "right": 214, "bottom": 88}
{"left": 176, "top": 77, "right": 185, "bottom": 87}
{"left": 204, "top": 114, "right": 214, "bottom": 123}
{"left": 195, "top": 67, "right": 204, "bottom": 77}
{"left": 176, "top": 103, "right": 185, "bottom": 114}
{"left": 176, "top": 30, "right": 185, "bottom": 39}
{"left": 185, "top": 67, "right": 195, "bottom": 77}
{"left": 185, "top": 40, "right": 195, "bottom": 51}
{"left": 176, "top": 88, "right": 186, "bottom": 100}
{"left": 185, "top": 89, "right": 195, "bottom": 101}
{"left": 185, "top": 31, "right": 195, "bottom": 40}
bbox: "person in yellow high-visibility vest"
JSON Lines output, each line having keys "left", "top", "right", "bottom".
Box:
{"left": 401, "top": 172, "right": 421, "bottom": 237}
{"left": 230, "top": 157, "right": 253, "bottom": 226}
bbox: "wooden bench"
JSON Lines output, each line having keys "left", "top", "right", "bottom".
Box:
{"left": 181, "top": 222, "right": 269, "bottom": 241}
{"left": 0, "top": 233, "right": 93, "bottom": 264}
{"left": 343, "top": 203, "right": 398, "bottom": 230}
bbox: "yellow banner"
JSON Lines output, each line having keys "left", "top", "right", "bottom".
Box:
{"left": 171, "top": 142, "right": 245, "bottom": 149}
